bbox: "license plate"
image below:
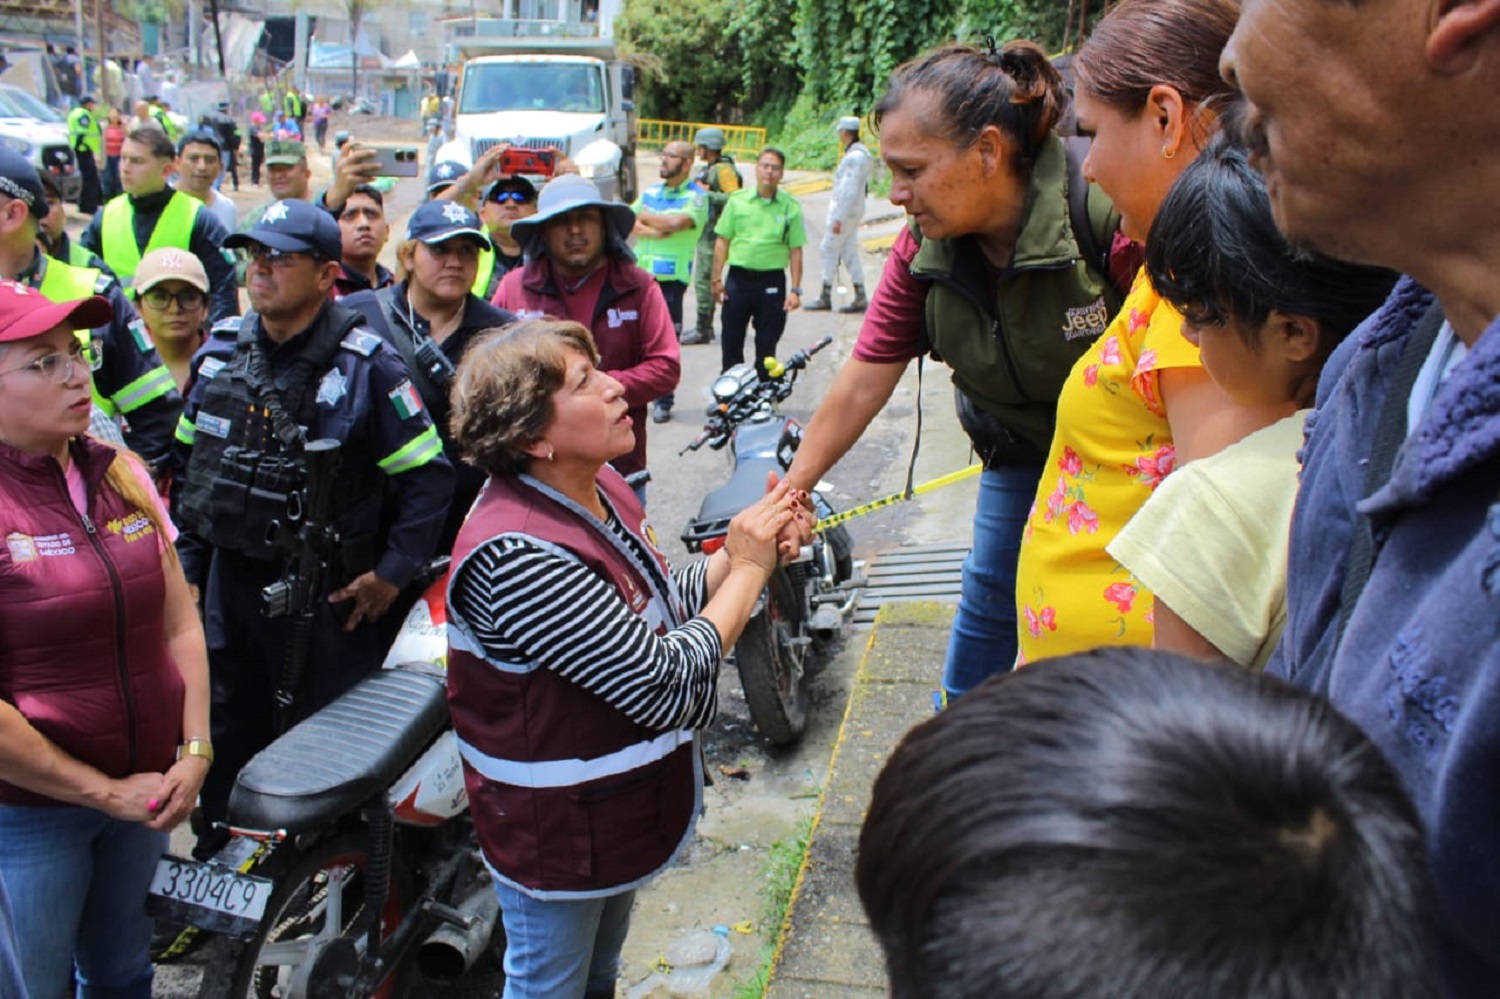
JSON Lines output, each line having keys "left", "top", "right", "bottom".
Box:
{"left": 146, "top": 855, "right": 273, "bottom": 939}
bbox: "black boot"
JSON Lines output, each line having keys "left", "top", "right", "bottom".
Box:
{"left": 804, "top": 283, "right": 833, "bottom": 311}
{"left": 681, "top": 312, "right": 715, "bottom": 344}
{"left": 839, "top": 285, "right": 868, "bottom": 313}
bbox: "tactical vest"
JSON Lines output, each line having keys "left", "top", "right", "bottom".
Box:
{"left": 917, "top": 135, "right": 1123, "bottom": 455}
{"left": 447, "top": 469, "right": 699, "bottom": 898}
{"left": 177, "top": 313, "right": 385, "bottom": 566}
{"left": 100, "top": 191, "right": 200, "bottom": 289}
{"left": 694, "top": 154, "right": 736, "bottom": 235}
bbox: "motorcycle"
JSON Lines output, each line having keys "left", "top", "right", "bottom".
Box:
{"left": 147, "top": 565, "right": 502, "bottom": 998}
{"left": 679, "top": 336, "right": 860, "bottom": 745}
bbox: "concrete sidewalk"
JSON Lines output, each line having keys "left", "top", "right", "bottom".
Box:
{"left": 765, "top": 601, "right": 953, "bottom": 998}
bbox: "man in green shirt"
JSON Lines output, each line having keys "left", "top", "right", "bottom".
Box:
{"left": 632, "top": 140, "right": 707, "bottom": 422}
{"left": 711, "top": 147, "right": 805, "bottom": 376}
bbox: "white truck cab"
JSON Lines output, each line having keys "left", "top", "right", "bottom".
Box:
{"left": 436, "top": 43, "right": 638, "bottom": 203}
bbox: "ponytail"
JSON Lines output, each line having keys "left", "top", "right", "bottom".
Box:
{"left": 875, "top": 40, "right": 1068, "bottom": 176}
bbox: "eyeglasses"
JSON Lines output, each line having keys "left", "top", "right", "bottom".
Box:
{"left": 141, "top": 287, "right": 207, "bottom": 311}
{"left": 237, "top": 244, "right": 324, "bottom": 268}
{"left": 489, "top": 191, "right": 531, "bottom": 204}
{"left": 0, "top": 339, "right": 100, "bottom": 383}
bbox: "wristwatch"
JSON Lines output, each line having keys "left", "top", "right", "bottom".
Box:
{"left": 179, "top": 738, "right": 214, "bottom": 764}
{"left": 789, "top": 287, "right": 802, "bottom": 295}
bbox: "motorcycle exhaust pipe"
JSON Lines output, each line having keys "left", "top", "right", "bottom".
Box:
{"left": 415, "top": 881, "right": 501, "bottom": 982}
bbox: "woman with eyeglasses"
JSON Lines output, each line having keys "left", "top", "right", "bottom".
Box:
{"left": 0, "top": 282, "right": 210, "bottom": 998}
{"left": 342, "top": 198, "right": 517, "bottom": 551}
{"left": 132, "top": 247, "right": 211, "bottom": 392}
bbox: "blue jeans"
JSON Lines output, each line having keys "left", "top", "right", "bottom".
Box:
{"left": 942, "top": 462, "right": 1043, "bottom": 699}
{"left": 0, "top": 803, "right": 164, "bottom": 999}
{"left": 493, "top": 881, "right": 635, "bottom": 999}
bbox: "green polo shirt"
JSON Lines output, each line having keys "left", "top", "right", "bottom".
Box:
{"left": 715, "top": 188, "right": 806, "bottom": 272}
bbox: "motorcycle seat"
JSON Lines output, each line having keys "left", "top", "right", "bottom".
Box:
{"left": 695, "top": 455, "right": 785, "bottom": 525}
{"left": 228, "top": 666, "right": 450, "bottom": 834}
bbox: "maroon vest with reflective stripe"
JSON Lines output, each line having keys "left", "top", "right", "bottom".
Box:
{"left": 447, "top": 469, "right": 698, "bottom": 897}
{"left": 0, "top": 437, "right": 184, "bottom": 807}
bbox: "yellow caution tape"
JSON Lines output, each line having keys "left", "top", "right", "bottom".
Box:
{"left": 815, "top": 463, "right": 983, "bottom": 532}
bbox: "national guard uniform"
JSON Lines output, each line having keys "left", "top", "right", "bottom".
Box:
{"left": 172, "top": 202, "right": 454, "bottom": 845}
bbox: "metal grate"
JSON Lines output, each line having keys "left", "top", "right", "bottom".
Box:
{"left": 851, "top": 542, "right": 967, "bottom": 630}
{"left": 473, "top": 136, "right": 566, "bottom": 158}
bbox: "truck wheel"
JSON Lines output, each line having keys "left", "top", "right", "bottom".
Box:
{"left": 618, "top": 156, "right": 638, "bottom": 204}
{"left": 735, "top": 567, "right": 808, "bottom": 745}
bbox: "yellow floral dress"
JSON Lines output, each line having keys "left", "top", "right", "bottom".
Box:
{"left": 1014, "top": 271, "right": 1202, "bottom": 665}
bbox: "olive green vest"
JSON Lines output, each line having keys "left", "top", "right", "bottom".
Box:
{"left": 915, "top": 134, "right": 1123, "bottom": 453}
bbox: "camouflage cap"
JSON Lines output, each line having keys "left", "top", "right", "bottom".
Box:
{"left": 265, "top": 140, "right": 307, "bottom": 166}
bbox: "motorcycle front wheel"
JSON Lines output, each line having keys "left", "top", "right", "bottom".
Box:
{"left": 736, "top": 567, "right": 808, "bottom": 745}
{"left": 196, "top": 831, "right": 412, "bottom": 999}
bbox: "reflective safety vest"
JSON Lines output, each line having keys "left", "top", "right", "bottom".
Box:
{"left": 284, "top": 91, "right": 304, "bottom": 119}
{"left": 260, "top": 91, "right": 276, "bottom": 114}
{"left": 471, "top": 246, "right": 496, "bottom": 300}
{"left": 150, "top": 106, "right": 177, "bottom": 143}
{"left": 67, "top": 242, "right": 93, "bottom": 268}
{"left": 99, "top": 192, "right": 200, "bottom": 290}
{"left": 67, "top": 105, "right": 101, "bottom": 157}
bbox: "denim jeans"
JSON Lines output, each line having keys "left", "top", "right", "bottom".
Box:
{"left": 492, "top": 880, "right": 636, "bottom": 999}
{"left": 942, "top": 461, "right": 1044, "bottom": 699}
{"left": 0, "top": 803, "right": 164, "bottom": 999}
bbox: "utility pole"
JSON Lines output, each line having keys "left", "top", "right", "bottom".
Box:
{"left": 93, "top": 0, "right": 109, "bottom": 109}
{"left": 73, "top": 0, "right": 85, "bottom": 96}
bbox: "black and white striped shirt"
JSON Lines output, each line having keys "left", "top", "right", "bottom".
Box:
{"left": 451, "top": 513, "right": 722, "bottom": 732}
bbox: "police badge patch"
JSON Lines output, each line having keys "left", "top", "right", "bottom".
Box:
{"left": 317, "top": 367, "right": 348, "bottom": 406}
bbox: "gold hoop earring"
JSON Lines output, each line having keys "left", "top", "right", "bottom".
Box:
{"left": 1161, "top": 145, "right": 1176, "bottom": 160}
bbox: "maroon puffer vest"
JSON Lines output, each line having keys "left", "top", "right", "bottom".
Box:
{"left": 0, "top": 437, "right": 184, "bottom": 807}
{"left": 446, "top": 468, "right": 699, "bottom": 899}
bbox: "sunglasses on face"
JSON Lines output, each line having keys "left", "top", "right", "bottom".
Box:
{"left": 490, "top": 191, "right": 531, "bottom": 205}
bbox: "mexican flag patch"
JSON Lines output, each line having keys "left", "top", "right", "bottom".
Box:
{"left": 388, "top": 380, "right": 425, "bottom": 419}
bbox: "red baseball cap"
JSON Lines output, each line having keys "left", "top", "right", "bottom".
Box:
{"left": 0, "top": 280, "right": 112, "bottom": 344}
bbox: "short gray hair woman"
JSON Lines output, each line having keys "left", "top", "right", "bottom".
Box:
{"left": 445, "top": 319, "right": 808, "bottom": 998}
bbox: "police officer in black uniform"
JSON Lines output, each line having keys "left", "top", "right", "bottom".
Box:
{"left": 171, "top": 200, "right": 454, "bottom": 853}
{"left": 0, "top": 147, "right": 181, "bottom": 469}
{"left": 342, "top": 199, "right": 516, "bottom": 551}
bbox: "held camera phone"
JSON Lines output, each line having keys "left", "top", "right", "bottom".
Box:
{"left": 372, "top": 147, "right": 421, "bottom": 178}
{"left": 499, "top": 146, "right": 557, "bottom": 178}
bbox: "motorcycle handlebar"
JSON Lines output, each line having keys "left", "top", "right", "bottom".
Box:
{"left": 764, "top": 335, "right": 835, "bottom": 379}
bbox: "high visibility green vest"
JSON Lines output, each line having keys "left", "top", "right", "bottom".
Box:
{"left": 260, "top": 92, "right": 276, "bottom": 114}
{"left": 67, "top": 105, "right": 101, "bottom": 157}
{"left": 68, "top": 242, "right": 93, "bottom": 268}
{"left": 471, "top": 246, "right": 496, "bottom": 299}
{"left": 150, "top": 107, "right": 177, "bottom": 142}
{"left": 37, "top": 255, "right": 172, "bottom": 417}
{"left": 100, "top": 191, "right": 200, "bottom": 289}
{"left": 284, "top": 91, "right": 304, "bottom": 118}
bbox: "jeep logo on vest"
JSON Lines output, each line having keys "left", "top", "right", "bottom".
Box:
{"left": 1062, "top": 298, "right": 1110, "bottom": 340}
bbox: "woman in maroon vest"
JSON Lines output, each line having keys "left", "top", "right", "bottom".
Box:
{"left": 447, "top": 318, "right": 809, "bottom": 999}
{"left": 0, "top": 281, "right": 210, "bottom": 997}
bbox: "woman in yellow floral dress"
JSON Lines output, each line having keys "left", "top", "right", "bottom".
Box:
{"left": 1014, "top": 0, "right": 1265, "bottom": 665}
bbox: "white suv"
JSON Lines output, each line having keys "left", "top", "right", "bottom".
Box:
{"left": 0, "top": 84, "right": 80, "bottom": 203}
